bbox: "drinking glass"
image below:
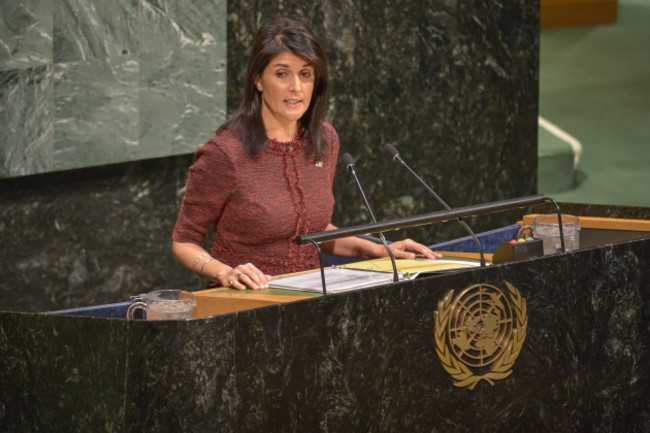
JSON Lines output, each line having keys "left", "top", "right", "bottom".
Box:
{"left": 126, "top": 290, "right": 196, "bottom": 320}
{"left": 533, "top": 214, "right": 580, "bottom": 255}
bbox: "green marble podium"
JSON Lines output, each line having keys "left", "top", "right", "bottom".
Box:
{"left": 1, "top": 203, "right": 649, "bottom": 432}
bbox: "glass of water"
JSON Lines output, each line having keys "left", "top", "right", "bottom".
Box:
{"left": 533, "top": 214, "right": 580, "bottom": 255}
{"left": 127, "top": 290, "right": 196, "bottom": 320}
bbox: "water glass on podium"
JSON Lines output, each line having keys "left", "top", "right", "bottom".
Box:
{"left": 533, "top": 214, "right": 580, "bottom": 255}
{"left": 127, "top": 290, "right": 196, "bottom": 320}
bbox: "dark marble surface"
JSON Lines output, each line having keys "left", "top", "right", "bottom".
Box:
{"left": 0, "top": 155, "right": 204, "bottom": 313}
{"left": 1, "top": 237, "right": 649, "bottom": 432}
{"left": 230, "top": 239, "right": 650, "bottom": 432}
{"left": 122, "top": 316, "right": 236, "bottom": 432}
{"left": 0, "top": 312, "right": 129, "bottom": 428}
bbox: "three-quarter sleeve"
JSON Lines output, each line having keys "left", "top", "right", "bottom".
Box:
{"left": 172, "top": 139, "right": 235, "bottom": 246}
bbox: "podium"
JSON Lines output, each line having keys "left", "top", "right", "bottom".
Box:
{"left": 1, "top": 202, "right": 649, "bottom": 432}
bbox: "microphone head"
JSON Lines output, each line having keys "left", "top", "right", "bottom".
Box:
{"left": 383, "top": 143, "right": 400, "bottom": 161}
{"left": 341, "top": 153, "right": 356, "bottom": 170}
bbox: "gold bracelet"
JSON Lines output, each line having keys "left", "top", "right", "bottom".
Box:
{"left": 192, "top": 253, "right": 210, "bottom": 274}
{"left": 199, "top": 258, "right": 215, "bottom": 276}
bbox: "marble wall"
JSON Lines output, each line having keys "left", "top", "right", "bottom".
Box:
{"left": 1, "top": 0, "right": 540, "bottom": 312}
{"left": 0, "top": 155, "right": 200, "bottom": 312}
{"left": 0, "top": 0, "right": 227, "bottom": 177}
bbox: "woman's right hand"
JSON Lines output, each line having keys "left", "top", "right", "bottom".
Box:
{"left": 171, "top": 241, "right": 272, "bottom": 290}
{"left": 216, "top": 263, "right": 272, "bottom": 290}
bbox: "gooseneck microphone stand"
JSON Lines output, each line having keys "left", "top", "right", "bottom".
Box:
{"left": 342, "top": 153, "right": 399, "bottom": 283}
{"left": 383, "top": 143, "right": 486, "bottom": 267}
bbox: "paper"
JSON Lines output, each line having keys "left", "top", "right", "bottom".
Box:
{"left": 342, "top": 258, "right": 478, "bottom": 276}
{"left": 270, "top": 267, "right": 400, "bottom": 293}
{"left": 270, "top": 258, "right": 479, "bottom": 294}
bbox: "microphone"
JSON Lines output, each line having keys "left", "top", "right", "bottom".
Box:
{"left": 383, "top": 143, "right": 486, "bottom": 267}
{"left": 341, "top": 153, "right": 399, "bottom": 282}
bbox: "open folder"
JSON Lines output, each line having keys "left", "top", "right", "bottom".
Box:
{"left": 270, "top": 258, "right": 479, "bottom": 293}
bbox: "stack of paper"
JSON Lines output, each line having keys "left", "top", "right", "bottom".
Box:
{"left": 270, "top": 258, "right": 478, "bottom": 293}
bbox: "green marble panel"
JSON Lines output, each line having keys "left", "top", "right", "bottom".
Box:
{"left": 0, "top": 0, "right": 226, "bottom": 178}
{"left": 0, "top": 66, "right": 53, "bottom": 177}
{"left": 138, "top": 39, "right": 227, "bottom": 159}
{"left": 53, "top": 58, "right": 138, "bottom": 170}
{"left": 52, "top": 0, "right": 139, "bottom": 63}
{"left": 0, "top": 0, "right": 53, "bottom": 70}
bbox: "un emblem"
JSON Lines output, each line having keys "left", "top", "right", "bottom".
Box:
{"left": 434, "top": 281, "right": 527, "bottom": 389}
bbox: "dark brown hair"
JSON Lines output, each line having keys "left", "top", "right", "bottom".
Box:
{"left": 219, "top": 17, "right": 329, "bottom": 157}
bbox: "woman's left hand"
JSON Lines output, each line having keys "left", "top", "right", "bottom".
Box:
{"left": 386, "top": 238, "right": 442, "bottom": 260}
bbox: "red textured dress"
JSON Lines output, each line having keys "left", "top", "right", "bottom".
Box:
{"left": 172, "top": 123, "right": 340, "bottom": 276}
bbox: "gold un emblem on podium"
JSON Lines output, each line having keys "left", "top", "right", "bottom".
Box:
{"left": 434, "top": 282, "right": 527, "bottom": 390}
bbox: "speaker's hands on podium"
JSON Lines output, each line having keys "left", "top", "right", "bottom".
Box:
{"left": 172, "top": 241, "right": 271, "bottom": 290}
{"left": 217, "top": 263, "right": 272, "bottom": 291}
{"left": 321, "top": 224, "right": 441, "bottom": 261}
{"left": 383, "top": 238, "right": 442, "bottom": 260}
